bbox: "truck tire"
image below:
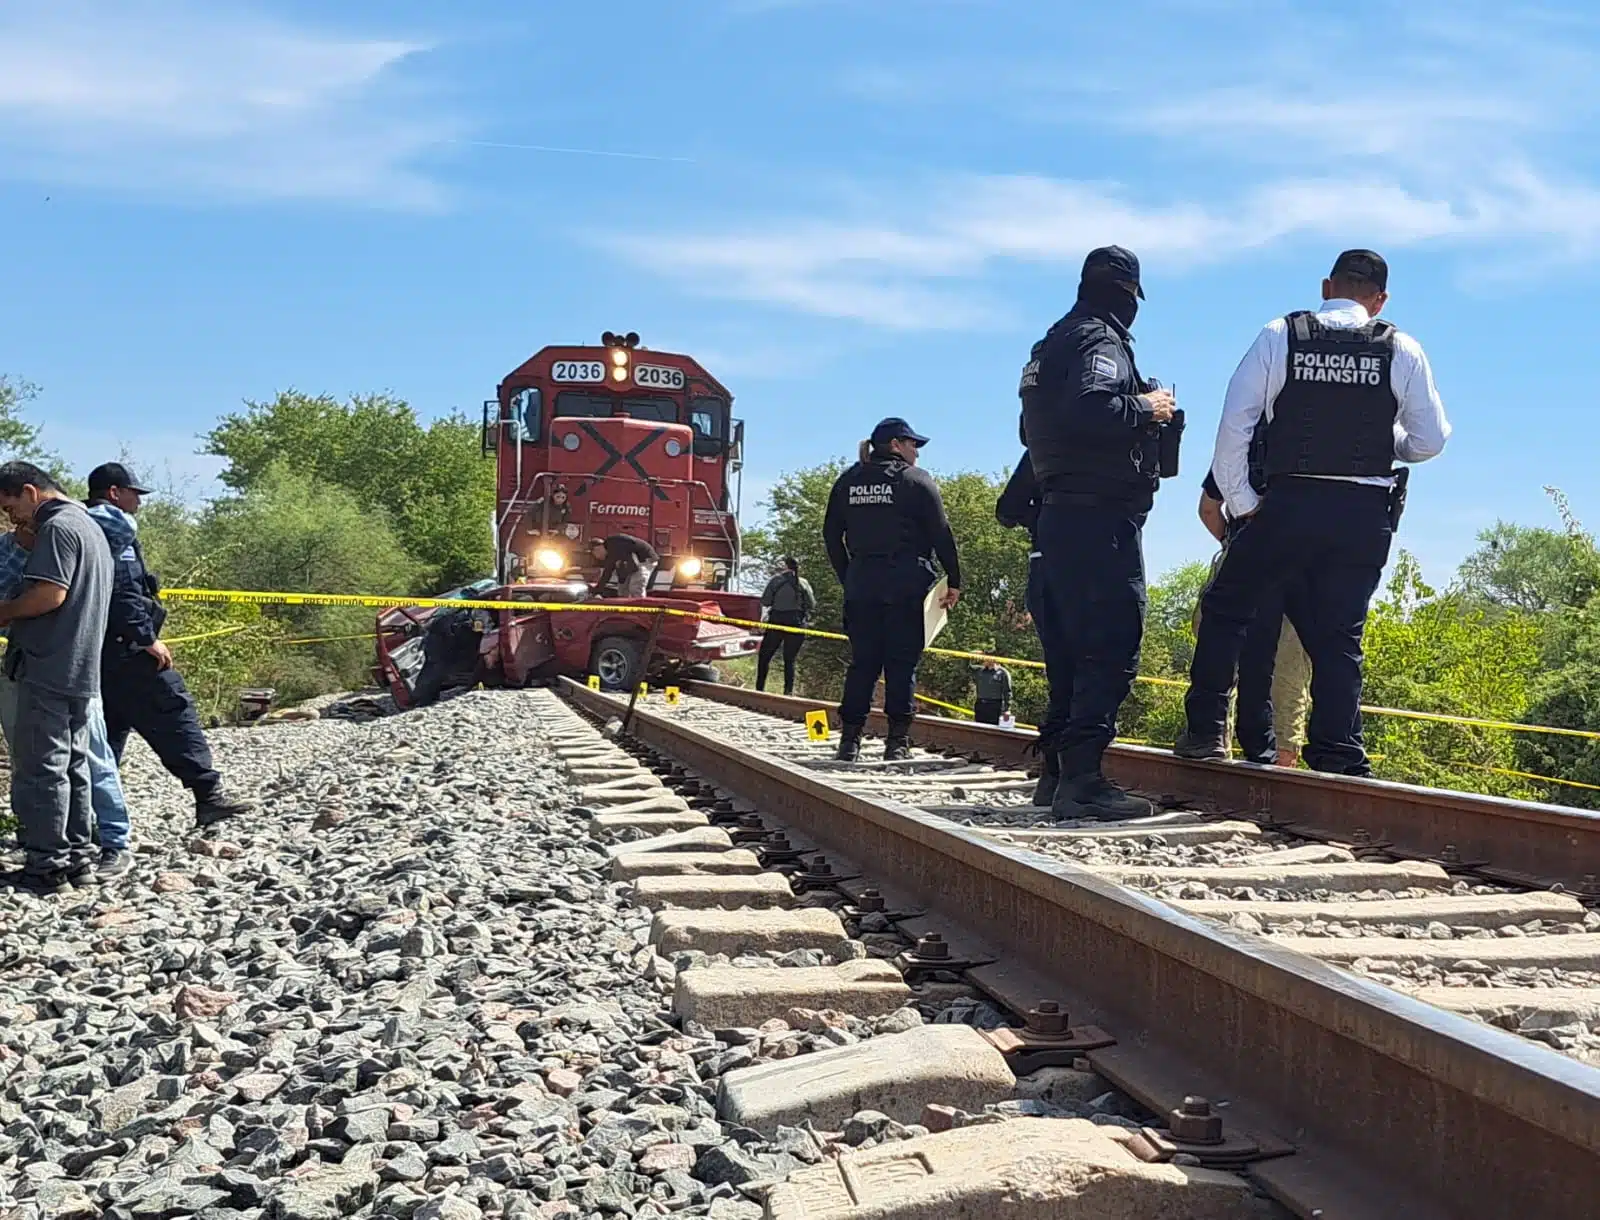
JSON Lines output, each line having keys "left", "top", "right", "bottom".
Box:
{"left": 591, "top": 635, "right": 646, "bottom": 691}
{"left": 686, "top": 664, "right": 720, "bottom": 682}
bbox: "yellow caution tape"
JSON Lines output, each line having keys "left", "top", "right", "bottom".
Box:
{"left": 157, "top": 585, "right": 1600, "bottom": 747}
{"left": 913, "top": 691, "right": 1036, "bottom": 731}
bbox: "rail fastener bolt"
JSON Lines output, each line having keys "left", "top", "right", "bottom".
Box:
{"left": 1168, "top": 1096, "right": 1225, "bottom": 1145}
{"left": 1025, "top": 1001, "right": 1070, "bottom": 1037}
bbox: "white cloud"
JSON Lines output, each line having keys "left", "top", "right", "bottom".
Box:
{"left": 604, "top": 167, "right": 1600, "bottom": 329}
{"left": 606, "top": 2, "right": 1600, "bottom": 328}
{"left": 0, "top": 0, "right": 452, "bottom": 206}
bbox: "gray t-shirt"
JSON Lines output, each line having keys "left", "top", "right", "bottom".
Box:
{"left": 7, "top": 500, "right": 112, "bottom": 697}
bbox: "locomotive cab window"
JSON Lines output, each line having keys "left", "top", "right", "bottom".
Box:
{"left": 510, "top": 387, "right": 542, "bottom": 442}
{"left": 553, "top": 392, "right": 678, "bottom": 424}
{"left": 689, "top": 397, "right": 729, "bottom": 457}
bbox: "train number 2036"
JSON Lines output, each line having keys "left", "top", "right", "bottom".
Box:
{"left": 634, "top": 364, "right": 686, "bottom": 390}
{"left": 552, "top": 360, "right": 605, "bottom": 383}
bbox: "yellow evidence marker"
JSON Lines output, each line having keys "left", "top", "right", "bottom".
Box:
{"left": 587, "top": 675, "right": 601, "bottom": 690}
{"left": 637, "top": 683, "right": 649, "bottom": 698}
{"left": 664, "top": 687, "right": 681, "bottom": 706}
{"left": 805, "top": 710, "right": 830, "bottom": 742}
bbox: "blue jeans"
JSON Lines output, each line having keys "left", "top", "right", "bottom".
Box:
{"left": 0, "top": 673, "right": 130, "bottom": 851}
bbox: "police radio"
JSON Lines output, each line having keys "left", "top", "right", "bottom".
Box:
{"left": 1140, "top": 379, "right": 1185, "bottom": 479}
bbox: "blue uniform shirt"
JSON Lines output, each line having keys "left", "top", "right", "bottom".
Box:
{"left": 87, "top": 501, "right": 163, "bottom": 650}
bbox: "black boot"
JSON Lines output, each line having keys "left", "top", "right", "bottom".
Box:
{"left": 1051, "top": 768, "right": 1153, "bottom": 821}
{"left": 1174, "top": 730, "right": 1228, "bottom": 761}
{"left": 836, "top": 724, "right": 864, "bottom": 762}
{"left": 883, "top": 718, "right": 913, "bottom": 762}
{"left": 1031, "top": 750, "right": 1060, "bottom": 807}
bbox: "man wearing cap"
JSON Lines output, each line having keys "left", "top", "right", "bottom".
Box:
{"left": 1177, "top": 251, "right": 1450, "bottom": 774}
{"left": 87, "top": 463, "right": 253, "bottom": 828}
{"left": 1019, "top": 246, "right": 1179, "bottom": 820}
{"left": 823, "top": 418, "right": 962, "bottom": 762}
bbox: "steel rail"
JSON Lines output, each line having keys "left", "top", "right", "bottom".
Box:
{"left": 563, "top": 678, "right": 1600, "bottom": 1220}
{"left": 677, "top": 681, "right": 1600, "bottom": 894}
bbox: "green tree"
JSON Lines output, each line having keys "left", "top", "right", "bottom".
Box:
{"left": 195, "top": 464, "right": 422, "bottom": 699}
{"left": 1457, "top": 522, "right": 1599, "bottom": 617}
{"left": 203, "top": 391, "right": 495, "bottom": 589}
{"left": 0, "top": 376, "right": 58, "bottom": 468}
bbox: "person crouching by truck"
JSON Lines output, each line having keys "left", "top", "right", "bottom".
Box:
{"left": 590, "top": 534, "right": 658, "bottom": 598}
{"left": 969, "top": 654, "right": 1014, "bottom": 725}
{"left": 757, "top": 556, "right": 816, "bottom": 696}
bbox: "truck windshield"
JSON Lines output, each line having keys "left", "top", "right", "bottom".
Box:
{"left": 553, "top": 392, "right": 678, "bottom": 424}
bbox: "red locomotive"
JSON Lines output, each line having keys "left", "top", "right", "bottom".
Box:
{"left": 490, "top": 330, "right": 743, "bottom": 588}
{"left": 375, "top": 333, "right": 762, "bottom": 708}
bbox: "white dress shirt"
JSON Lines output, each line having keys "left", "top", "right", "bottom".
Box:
{"left": 1209, "top": 299, "right": 1451, "bottom": 518}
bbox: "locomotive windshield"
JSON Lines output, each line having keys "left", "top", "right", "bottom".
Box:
{"left": 551, "top": 392, "right": 678, "bottom": 424}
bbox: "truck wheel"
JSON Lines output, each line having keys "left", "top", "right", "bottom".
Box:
{"left": 591, "top": 636, "right": 646, "bottom": 691}
{"left": 686, "top": 664, "right": 720, "bottom": 683}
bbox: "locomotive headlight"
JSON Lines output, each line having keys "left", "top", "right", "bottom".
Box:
{"left": 562, "top": 432, "right": 581, "bottom": 450}
{"left": 676, "top": 557, "right": 703, "bottom": 580}
{"left": 610, "top": 366, "right": 627, "bottom": 382}
{"left": 534, "top": 547, "right": 566, "bottom": 573}
{"left": 664, "top": 439, "right": 682, "bottom": 458}
{"left": 610, "top": 349, "right": 629, "bottom": 367}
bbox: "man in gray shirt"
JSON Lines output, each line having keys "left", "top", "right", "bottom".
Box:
{"left": 969, "top": 657, "right": 1014, "bottom": 726}
{"left": 0, "top": 462, "right": 113, "bottom": 894}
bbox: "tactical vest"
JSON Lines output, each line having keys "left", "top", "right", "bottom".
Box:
{"left": 1019, "top": 312, "right": 1159, "bottom": 504}
{"left": 1264, "top": 311, "right": 1398, "bottom": 480}
{"left": 839, "top": 457, "right": 919, "bottom": 559}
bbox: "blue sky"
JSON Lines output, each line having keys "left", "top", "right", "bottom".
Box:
{"left": 2, "top": 0, "right": 1598, "bottom": 587}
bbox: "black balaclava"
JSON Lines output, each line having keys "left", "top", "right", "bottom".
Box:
{"left": 1077, "top": 276, "right": 1139, "bottom": 330}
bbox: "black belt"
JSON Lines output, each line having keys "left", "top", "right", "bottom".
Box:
{"left": 1042, "top": 491, "right": 1138, "bottom": 509}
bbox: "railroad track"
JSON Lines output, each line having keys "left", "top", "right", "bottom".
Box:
{"left": 552, "top": 678, "right": 1600, "bottom": 1220}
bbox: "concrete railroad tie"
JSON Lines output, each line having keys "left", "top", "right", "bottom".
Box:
{"left": 650, "top": 908, "right": 852, "bottom": 957}
{"left": 1278, "top": 932, "right": 1600, "bottom": 971}
{"left": 764, "top": 1117, "right": 1259, "bottom": 1220}
{"left": 981, "top": 820, "right": 1262, "bottom": 847}
{"left": 603, "top": 827, "right": 735, "bottom": 858}
{"left": 1096, "top": 860, "right": 1451, "bottom": 895}
{"left": 673, "top": 960, "right": 911, "bottom": 1027}
{"left": 634, "top": 872, "right": 794, "bottom": 910}
{"left": 588, "top": 811, "right": 710, "bottom": 840}
{"left": 1173, "top": 891, "right": 1587, "bottom": 931}
{"left": 583, "top": 793, "right": 694, "bottom": 815}
{"left": 610, "top": 849, "right": 763, "bottom": 881}
{"left": 718, "top": 1024, "right": 1014, "bottom": 1133}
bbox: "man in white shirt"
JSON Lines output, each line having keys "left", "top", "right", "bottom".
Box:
{"left": 1175, "top": 250, "right": 1450, "bottom": 775}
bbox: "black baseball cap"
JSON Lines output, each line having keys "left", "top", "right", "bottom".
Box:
{"left": 871, "top": 417, "right": 929, "bottom": 447}
{"left": 87, "top": 462, "right": 152, "bottom": 496}
{"left": 1330, "top": 249, "right": 1388, "bottom": 292}
{"left": 1082, "top": 245, "right": 1144, "bottom": 298}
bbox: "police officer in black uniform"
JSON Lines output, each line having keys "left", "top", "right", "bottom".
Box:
{"left": 87, "top": 463, "right": 253, "bottom": 828}
{"left": 823, "top": 419, "right": 962, "bottom": 762}
{"left": 1178, "top": 250, "right": 1450, "bottom": 774}
{"left": 994, "top": 447, "right": 1066, "bottom": 806}
{"left": 1020, "top": 246, "right": 1181, "bottom": 819}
